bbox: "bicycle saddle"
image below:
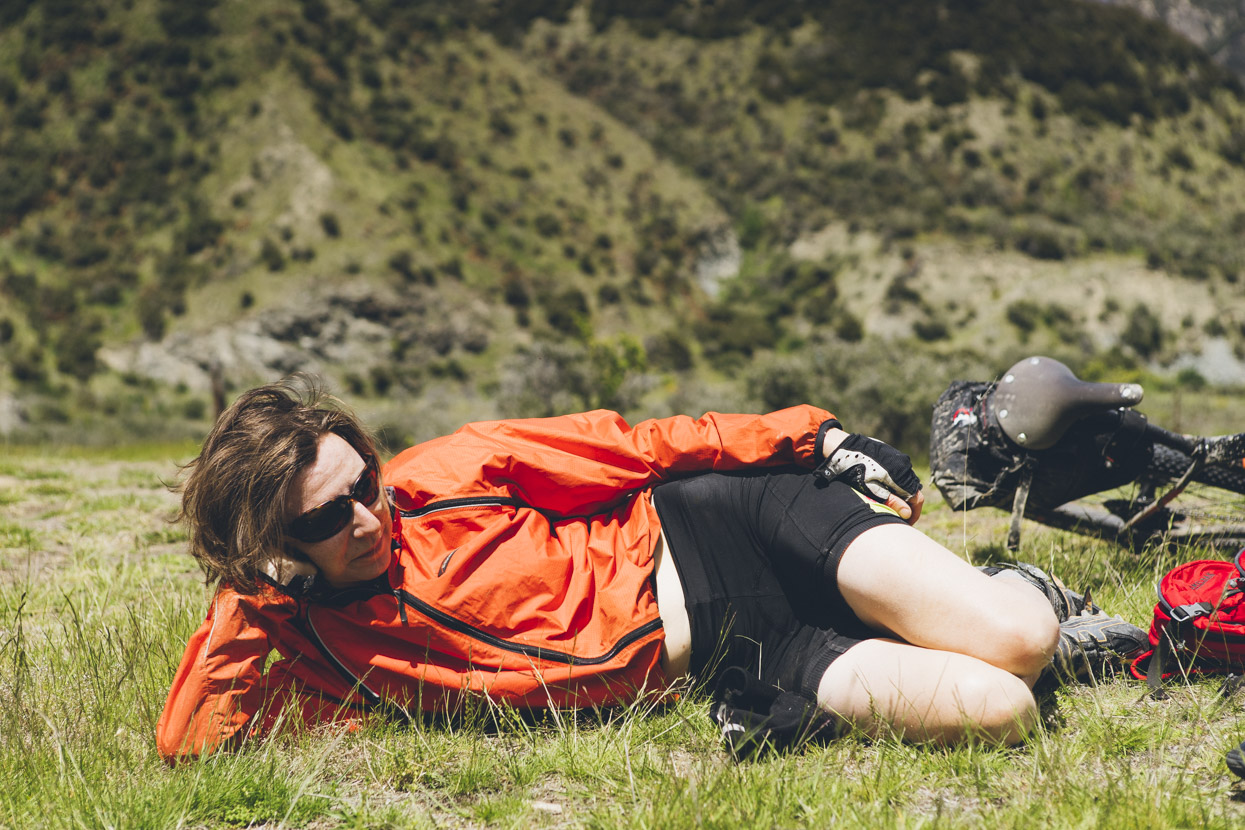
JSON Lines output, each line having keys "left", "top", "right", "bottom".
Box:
{"left": 988, "top": 356, "right": 1144, "bottom": 450}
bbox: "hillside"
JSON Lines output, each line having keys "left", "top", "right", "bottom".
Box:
{"left": 2, "top": 0, "right": 1244, "bottom": 451}
{"left": 1095, "top": 0, "right": 1245, "bottom": 80}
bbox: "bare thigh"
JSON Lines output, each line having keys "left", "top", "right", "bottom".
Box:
{"left": 816, "top": 638, "right": 1039, "bottom": 745}
{"left": 835, "top": 523, "right": 1059, "bottom": 679}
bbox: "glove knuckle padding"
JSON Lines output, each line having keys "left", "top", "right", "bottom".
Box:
{"left": 825, "top": 434, "right": 921, "bottom": 499}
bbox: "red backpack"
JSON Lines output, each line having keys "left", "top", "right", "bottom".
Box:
{"left": 1130, "top": 549, "right": 1245, "bottom": 692}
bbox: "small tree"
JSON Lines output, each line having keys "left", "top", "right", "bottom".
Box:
{"left": 1122, "top": 303, "right": 1164, "bottom": 359}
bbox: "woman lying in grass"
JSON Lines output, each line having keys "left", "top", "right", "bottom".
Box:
{"left": 157, "top": 377, "right": 1143, "bottom": 761}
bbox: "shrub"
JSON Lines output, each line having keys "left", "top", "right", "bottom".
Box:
{"left": 136, "top": 284, "right": 166, "bottom": 340}
{"left": 54, "top": 316, "right": 102, "bottom": 382}
{"left": 928, "top": 68, "right": 969, "bottom": 106}
{"left": 488, "top": 111, "right": 516, "bottom": 138}
{"left": 737, "top": 203, "right": 766, "bottom": 249}
{"left": 497, "top": 338, "right": 649, "bottom": 418}
{"left": 1121, "top": 303, "right": 1164, "bottom": 358}
{"left": 370, "top": 365, "right": 394, "bottom": 395}
{"left": 179, "top": 202, "right": 223, "bottom": 255}
{"left": 693, "top": 305, "right": 778, "bottom": 368}
{"left": 913, "top": 318, "right": 949, "bottom": 341}
{"left": 884, "top": 277, "right": 920, "bottom": 309}
{"left": 158, "top": 1, "right": 219, "bottom": 39}
{"left": 0, "top": 157, "right": 52, "bottom": 225}
{"left": 440, "top": 258, "right": 462, "bottom": 280}
{"left": 503, "top": 276, "right": 531, "bottom": 309}
{"left": 1164, "top": 146, "right": 1194, "bottom": 172}
{"left": 1013, "top": 221, "right": 1076, "bottom": 260}
{"left": 543, "top": 288, "right": 591, "bottom": 339}
{"left": 1175, "top": 367, "right": 1206, "bottom": 390}
{"left": 644, "top": 330, "right": 693, "bottom": 371}
{"left": 87, "top": 277, "right": 124, "bottom": 306}
{"left": 747, "top": 341, "right": 992, "bottom": 454}
{"left": 534, "top": 214, "right": 562, "bottom": 238}
{"left": 182, "top": 397, "right": 208, "bottom": 420}
{"left": 260, "top": 237, "right": 285, "bottom": 271}
{"left": 10, "top": 344, "right": 46, "bottom": 383}
{"left": 1220, "top": 131, "right": 1245, "bottom": 167}
{"left": 1006, "top": 300, "right": 1041, "bottom": 336}
{"left": 834, "top": 311, "right": 864, "bottom": 342}
{"left": 749, "top": 357, "right": 812, "bottom": 411}
{"left": 388, "top": 250, "right": 414, "bottom": 280}
{"left": 37, "top": 283, "right": 77, "bottom": 321}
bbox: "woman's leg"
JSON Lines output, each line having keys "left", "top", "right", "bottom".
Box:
{"left": 816, "top": 638, "right": 1039, "bottom": 744}
{"left": 834, "top": 523, "right": 1060, "bottom": 682}
{"left": 819, "top": 520, "right": 1059, "bottom": 743}
{"left": 654, "top": 471, "right": 1057, "bottom": 745}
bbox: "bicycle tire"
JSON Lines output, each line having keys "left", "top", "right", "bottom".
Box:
{"left": 1026, "top": 502, "right": 1245, "bottom": 554}
{"left": 1104, "top": 442, "right": 1245, "bottom": 552}
{"left": 1017, "top": 440, "right": 1245, "bottom": 553}
{"left": 1148, "top": 444, "right": 1245, "bottom": 494}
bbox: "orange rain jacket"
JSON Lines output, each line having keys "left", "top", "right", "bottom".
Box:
{"left": 156, "top": 406, "right": 835, "bottom": 761}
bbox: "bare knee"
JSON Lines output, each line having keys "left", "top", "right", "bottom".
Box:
{"left": 835, "top": 526, "right": 1060, "bottom": 678}
{"left": 978, "top": 606, "right": 1060, "bottom": 678}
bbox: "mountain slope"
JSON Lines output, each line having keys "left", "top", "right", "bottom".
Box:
{"left": 2, "top": 0, "right": 1244, "bottom": 448}
{"left": 1095, "top": 0, "right": 1245, "bottom": 80}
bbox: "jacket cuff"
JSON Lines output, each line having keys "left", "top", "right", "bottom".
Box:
{"left": 814, "top": 418, "right": 843, "bottom": 462}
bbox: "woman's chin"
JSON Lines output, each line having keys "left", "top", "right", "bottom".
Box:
{"left": 356, "top": 541, "right": 391, "bottom": 579}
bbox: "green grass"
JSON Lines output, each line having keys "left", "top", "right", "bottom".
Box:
{"left": 3, "top": 447, "right": 1245, "bottom": 828}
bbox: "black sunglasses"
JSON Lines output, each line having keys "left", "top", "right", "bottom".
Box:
{"left": 286, "top": 455, "right": 381, "bottom": 543}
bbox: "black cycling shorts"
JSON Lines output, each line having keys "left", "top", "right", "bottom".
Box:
{"left": 652, "top": 468, "right": 907, "bottom": 699}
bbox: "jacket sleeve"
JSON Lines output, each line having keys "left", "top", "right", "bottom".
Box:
{"left": 156, "top": 588, "right": 361, "bottom": 762}
{"left": 386, "top": 405, "right": 836, "bottom": 515}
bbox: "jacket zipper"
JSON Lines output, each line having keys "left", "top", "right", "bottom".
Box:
{"left": 397, "top": 496, "right": 662, "bottom": 662}
{"left": 303, "top": 495, "right": 661, "bottom": 695}
{"left": 400, "top": 496, "right": 571, "bottom": 537}
{"left": 302, "top": 609, "right": 383, "bottom": 706}
{"left": 396, "top": 588, "right": 663, "bottom": 666}
{"left": 303, "top": 583, "right": 662, "bottom": 692}
{"left": 402, "top": 496, "right": 557, "bottom": 520}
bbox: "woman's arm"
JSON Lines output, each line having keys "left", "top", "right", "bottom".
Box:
{"left": 157, "top": 591, "right": 272, "bottom": 760}
{"left": 156, "top": 589, "right": 360, "bottom": 761}
{"left": 385, "top": 405, "right": 839, "bottom": 515}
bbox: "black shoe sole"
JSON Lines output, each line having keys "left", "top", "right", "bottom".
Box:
{"left": 1227, "top": 743, "right": 1245, "bottom": 779}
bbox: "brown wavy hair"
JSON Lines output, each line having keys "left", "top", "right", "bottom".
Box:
{"left": 176, "top": 375, "right": 379, "bottom": 594}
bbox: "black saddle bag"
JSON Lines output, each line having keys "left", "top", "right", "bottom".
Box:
{"left": 930, "top": 380, "right": 1153, "bottom": 512}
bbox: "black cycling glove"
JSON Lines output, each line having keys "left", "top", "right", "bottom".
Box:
{"left": 819, "top": 433, "right": 922, "bottom": 502}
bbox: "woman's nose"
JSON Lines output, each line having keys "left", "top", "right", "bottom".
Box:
{"left": 351, "top": 499, "right": 382, "bottom": 535}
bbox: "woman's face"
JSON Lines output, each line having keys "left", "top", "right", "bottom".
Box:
{"left": 285, "top": 432, "right": 393, "bottom": 588}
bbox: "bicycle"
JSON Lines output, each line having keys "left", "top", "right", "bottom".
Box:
{"left": 929, "top": 356, "right": 1245, "bottom": 553}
